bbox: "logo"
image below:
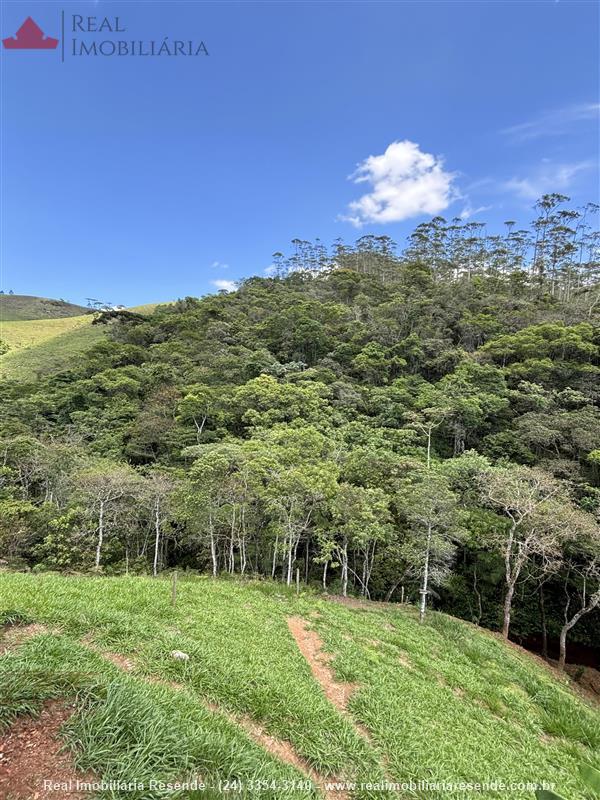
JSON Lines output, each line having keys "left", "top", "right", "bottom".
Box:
{"left": 1, "top": 13, "right": 208, "bottom": 62}
{"left": 2, "top": 17, "right": 59, "bottom": 50}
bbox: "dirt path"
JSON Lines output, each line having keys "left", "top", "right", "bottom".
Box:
{"left": 83, "top": 640, "right": 348, "bottom": 799}
{"left": 206, "top": 703, "right": 349, "bottom": 800}
{"left": 0, "top": 701, "right": 94, "bottom": 799}
{"left": 287, "top": 617, "right": 358, "bottom": 714}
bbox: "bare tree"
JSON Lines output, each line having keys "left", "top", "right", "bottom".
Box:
{"left": 557, "top": 514, "right": 600, "bottom": 670}
{"left": 479, "top": 465, "right": 568, "bottom": 638}
{"left": 74, "top": 462, "right": 139, "bottom": 569}
{"left": 142, "top": 471, "right": 176, "bottom": 577}
{"left": 396, "top": 470, "right": 463, "bottom": 623}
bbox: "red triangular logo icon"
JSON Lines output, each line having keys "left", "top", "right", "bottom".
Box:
{"left": 3, "top": 17, "right": 59, "bottom": 49}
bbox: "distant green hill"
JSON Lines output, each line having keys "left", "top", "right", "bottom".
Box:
{"left": 0, "top": 300, "right": 167, "bottom": 381}
{"left": 0, "top": 318, "right": 104, "bottom": 381}
{"left": 0, "top": 294, "right": 90, "bottom": 321}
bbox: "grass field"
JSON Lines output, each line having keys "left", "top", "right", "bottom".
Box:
{"left": 0, "top": 295, "right": 89, "bottom": 322}
{"left": 1, "top": 573, "right": 598, "bottom": 799}
{"left": 0, "top": 302, "right": 166, "bottom": 381}
{"left": 0, "top": 316, "right": 103, "bottom": 381}
{"left": 0, "top": 315, "right": 94, "bottom": 351}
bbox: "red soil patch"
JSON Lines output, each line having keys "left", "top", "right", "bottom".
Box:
{"left": 80, "top": 639, "right": 136, "bottom": 673}
{"left": 1, "top": 624, "right": 50, "bottom": 655}
{"left": 101, "top": 652, "right": 135, "bottom": 672}
{"left": 79, "top": 637, "right": 350, "bottom": 797}
{"left": 213, "top": 706, "right": 349, "bottom": 800}
{"left": 287, "top": 617, "right": 381, "bottom": 754}
{"left": 287, "top": 617, "right": 357, "bottom": 713}
{"left": 0, "top": 701, "right": 94, "bottom": 799}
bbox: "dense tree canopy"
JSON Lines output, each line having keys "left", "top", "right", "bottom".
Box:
{"left": 1, "top": 194, "right": 599, "bottom": 666}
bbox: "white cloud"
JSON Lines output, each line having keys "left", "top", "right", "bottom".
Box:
{"left": 505, "top": 159, "right": 596, "bottom": 200}
{"left": 210, "top": 260, "right": 229, "bottom": 269}
{"left": 459, "top": 203, "right": 493, "bottom": 220}
{"left": 211, "top": 279, "right": 236, "bottom": 292}
{"left": 502, "top": 103, "right": 599, "bottom": 143}
{"left": 341, "top": 140, "right": 457, "bottom": 227}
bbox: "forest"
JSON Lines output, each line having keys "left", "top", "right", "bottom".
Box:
{"left": 1, "top": 192, "right": 599, "bottom": 669}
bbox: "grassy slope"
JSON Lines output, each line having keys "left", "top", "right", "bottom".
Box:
{"left": 0, "top": 295, "right": 89, "bottom": 321}
{"left": 1, "top": 314, "right": 94, "bottom": 351}
{"left": 0, "top": 303, "right": 164, "bottom": 381}
{"left": 0, "top": 316, "right": 102, "bottom": 381}
{"left": 1, "top": 574, "right": 598, "bottom": 800}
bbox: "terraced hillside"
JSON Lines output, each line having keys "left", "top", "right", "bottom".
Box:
{"left": 1, "top": 574, "right": 598, "bottom": 799}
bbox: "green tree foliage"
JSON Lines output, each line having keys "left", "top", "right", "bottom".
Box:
{"left": 1, "top": 194, "right": 599, "bottom": 658}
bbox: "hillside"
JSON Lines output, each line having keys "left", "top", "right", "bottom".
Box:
{"left": 0, "top": 295, "right": 89, "bottom": 322}
{"left": 1, "top": 573, "right": 598, "bottom": 800}
{"left": 1, "top": 205, "right": 599, "bottom": 715}
{"left": 0, "top": 316, "right": 92, "bottom": 351}
{"left": 0, "top": 318, "right": 104, "bottom": 381}
{"left": 0, "top": 302, "right": 165, "bottom": 381}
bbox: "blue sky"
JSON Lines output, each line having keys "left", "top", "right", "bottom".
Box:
{"left": 1, "top": 0, "right": 598, "bottom": 306}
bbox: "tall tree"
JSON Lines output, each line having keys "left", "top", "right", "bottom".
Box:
{"left": 73, "top": 462, "right": 140, "bottom": 569}
{"left": 479, "top": 465, "right": 568, "bottom": 638}
{"left": 395, "top": 469, "right": 464, "bottom": 623}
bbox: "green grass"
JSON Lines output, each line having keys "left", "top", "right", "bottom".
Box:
{"left": 0, "top": 294, "right": 89, "bottom": 321}
{"left": 1, "top": 573, "right": 598, "bottom": 799}
{"left": 0, "top": 302, "right": 168, "bottom": 381}
{"left": 0, "top": 314, "right": 94, "bottom": 351}
{"left": 0, "top": 317, "right": 104, "bottom": 380}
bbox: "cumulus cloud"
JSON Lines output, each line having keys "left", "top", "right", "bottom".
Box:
{"left": 211, "top": 279, "right": 236, "bottom": 292}
{"left": 210, "top": 260, "right": 229, "bottom": 269}
{"left": 505, "top": 159, "right": 596, "bottom": 200}
{"left": 341, "top": 140, "right": 457, "bottom": 227}
{"left": 502, "top": 103, "right": 600, "bottom": 143}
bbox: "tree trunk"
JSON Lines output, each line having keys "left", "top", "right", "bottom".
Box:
{"left": 95, "top": 500, "right": 105, "bottom": 569}
{"left": 361, "top": 554, "right": 367, "bottom": 597}
{"left": 305, "top": 539, "right": 310, "bottom": 584}
{"left": 152, "top": 497, "right": 161, "bottom": 577}
{"left": 229, "top": 506, "right": 236, "bottom": 574}
{"left": 502, "top": 582, "right": 516, "bottom": 639}
{"left": 538, "top": 584, "right": 548, "bottom": 659}
{"left": 341, "top": 540, "right": 348, "bottom": 597}
{"left": 209, "top": 511, "right": 217, "bottom": 578}
{"left": 558, "top": 594, "right": 600, "bottom": 671}
{"left": 271, "top": 534, "right": 278, "bottom": 579}
{"left": 453, "top": 423, "right": 466, "bottom": 456}
{"left": 322, "top": 560, "right": 328, "bottom": 592}
{"left": 286, "top": 530, "right": 294, "bottom": 587}
{"left": 239, "top": 533, "right": 247, "bottom": 575}
{"left": 384, "top": 580, "right": 401, "bottom": 602}
{"left": 558, "top": 625, "right": 569, "bottom": 671}
{"left": 239, "top": 504, "right": 247, "bottom": 575}
{"left": 419, "top": 524, "right": 432, "bottom": 624}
